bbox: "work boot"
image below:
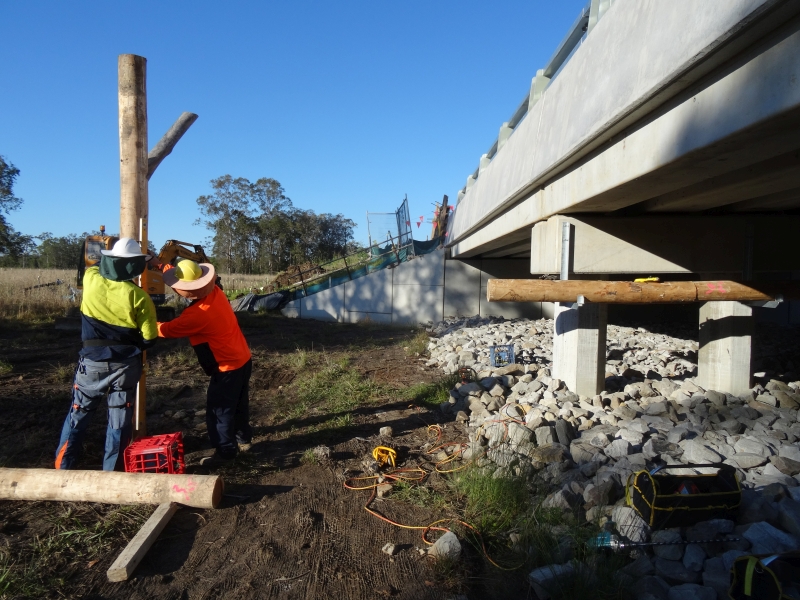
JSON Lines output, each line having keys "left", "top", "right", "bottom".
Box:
{"left": 236, "top": 433, "right": 252, "bottom": 453}
{"left": 199, "top": 451, "right": 235, "bottom": 468}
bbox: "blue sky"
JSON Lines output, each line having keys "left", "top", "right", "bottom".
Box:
{"left": 1, "top": 0, "right": 587, "bottom": 250}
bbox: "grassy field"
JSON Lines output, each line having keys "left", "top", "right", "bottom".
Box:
{"left": 0, "top": 268, "right": 277, "bottom": 321}
{"left": 0, "top": 268, "right": 76, "bottom": 322}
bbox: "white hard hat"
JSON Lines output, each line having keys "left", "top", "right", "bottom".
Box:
{"left": 101, "top": 237, "right": 151, "bottom": 259}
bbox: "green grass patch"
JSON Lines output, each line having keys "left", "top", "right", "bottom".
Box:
{"left": 0, "top": 360, "right": 11, "bottom": 376}
{"left": 403, "top": 329, "right": 430, "bottom": 356}
{"left": 150, "top": 345, "right": 197, "bottom": 376}
{"left": 296, "top": 355, "right": 385, "bottom": 413}
{"left": 48, "top": 362, "right": 74, "bottom": 383}
{"left": 0, "top": 505, "right": 150, "bottom": 598}
{"left": 450, "top": 466, "right": 530, "bottom": 533}
{"left": 392, "top": 479, "right": 449, "bottom": 511}
{"left": 403, "top": 373, "right": 459, "bottom": 409}
{"left": 301, "top": 448, "right": 319, "bottom": 465}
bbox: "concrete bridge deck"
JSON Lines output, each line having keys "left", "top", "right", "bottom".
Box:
{"left": 446, "top": 0, "right": 800, "bottom": 397}
{"left": 448, "top": 0, "right": 800, "bottom": 266}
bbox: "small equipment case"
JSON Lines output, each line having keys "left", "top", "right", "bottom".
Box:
{"left": 626, "top": 463, "right": 741, "bottom": 529}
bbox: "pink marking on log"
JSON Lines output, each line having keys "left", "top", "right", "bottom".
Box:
{"left": 172, "top": 478, "right": 197, "bottom": 502}
{"left": 705, "top": 282, "right": 727, "bottom": 295}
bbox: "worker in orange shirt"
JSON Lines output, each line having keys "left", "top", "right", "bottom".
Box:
{"left": 151, "top": 257, "right": 252, "bottom": 466}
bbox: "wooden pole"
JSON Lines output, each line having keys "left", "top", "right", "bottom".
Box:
{"left": 107, "top": 502, "right": 178, "bottom": 582}
{"left": 118, "top": 54, "right": 148, "bottom": 240}
{"left": 119, "top": 54, "right": 149, "bottom": 439}
{"left": 0, "top": 469, "right": 223, "bottom": 508}
{"left": 487, "top": 279, "right": 800, "bottom": 304}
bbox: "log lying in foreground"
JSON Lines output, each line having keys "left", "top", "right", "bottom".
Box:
{"left": 0, "top": 469, "right": 223, "bottom": 509}
{"left": 487, "top": 280, "right": 800, "bottom": 304}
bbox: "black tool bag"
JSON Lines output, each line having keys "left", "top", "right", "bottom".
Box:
{"left": 625, "top": 463, "right": 741, "bottom": 529}
{"left": 729, "top": 553, "right": 800, "bottom": 600}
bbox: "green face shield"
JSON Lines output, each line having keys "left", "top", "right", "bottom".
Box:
{"left": 99, "top": 255, "right": 147, "bottom": 282}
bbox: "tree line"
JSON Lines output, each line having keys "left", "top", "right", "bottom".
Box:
{"left": 0, "top": 161, "right": 358, "bottom": 275}
{"left": 195, "top": 175, "right": 357, "bottom": 274}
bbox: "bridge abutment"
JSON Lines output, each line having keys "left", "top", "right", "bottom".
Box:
{"left": 697, "top": 301, "right": 754, "bottom": 395}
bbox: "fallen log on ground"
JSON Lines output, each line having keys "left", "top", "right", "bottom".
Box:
{"left": 487, "top": 280, "right": 800, "bottom": 304}
{"left": 0, "top": 469, "right": 223, "bottom": 509}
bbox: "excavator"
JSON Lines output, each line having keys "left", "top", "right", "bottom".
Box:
{"left": 77, "top": 226, "right": 217, "bottom": 318}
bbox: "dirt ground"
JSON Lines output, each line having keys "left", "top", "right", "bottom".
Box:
{"left": 0, "top": 313, "right": 512, "bottom": 600}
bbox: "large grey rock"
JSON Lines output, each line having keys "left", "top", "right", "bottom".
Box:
{"left": 778, "top": 497, "right": 800, "bottom": 537}
{"left": 605, "top": 439, "right": 632, "bottom": 460}
{"left": 780, "top": 445, "right": 800, "bottom": 462}
{"left": 635, "top": 576, "right": 670, "bottom": 600}
{"left": 737, "top": 488, "right": 780, "bottom": 525}
{"left": 643, "top": 438, "right": 682, "bottom": 460}
{"left": 507, "top": 422, "right": 532, "bottom": 445}
{"left": 733, "top": 437, "right": 771, "bottom": 457}
{"left": 618, "top": 428, "right": 644, "bottom": 446}
{"left": 613, "top": 506, "right": 650, "bottom": 543}
{"left": 686, "top": 519, "right": 735, "bottom": 555}
{"left": 488, "top": 383, "right": 506, "bottom": 397}
{"left": 743, "top": 521, "right": 800, "bottom": 554}
{"left": 682, "top": 440, "right": 722, "bottom": 464}
{"left": 543, "top": 488, "right": 581, "bottom": 510}
{"left": 771, "top": 455, "right": 800, "bottom": 476}
{"left": 570, "top": 440, "right": 601, "bottom": 464}
{"left": 588, "top": 431, "right": 612, "bottom": 448}
{"left": 528, "top": 563, "right": 574, "bottom": 598}
{"left": 666, "top": 584, "right": 715, "bottom": 600}
{"left": 682, "top": 544, "right": 706, "bottom": 572}
{"left": 645, "top": 401, "right": 668, "bottom": 415}
{"left": 583, "top": 480, "right": 615, "bottom": 509}
{"left": 773, "top": 390, "right": 800, "bottom": 409}
{"left": 721, "top": 550, "right": 748, "bottom": 571}
{"left": 655, "top": 557, "right": 701, "bottom": 584}
{"left": 755, "top": 393, "right": 778, "bottom": 407}
{"left": 531, "top": 443, "right": 570, "bottom": 465}
{"left": 705, "top": 390, "right": 726, "bottom": 407}
{"left": 724, "top": 453, "right": 767, "bottom": 470}
{"left": 702, "top": 556, "right": 730, "bottom": 599}
{"left": 428, "top": 531, "right": 461, "bottom": 560}
{"left": 535, "top": 426, "right": 556, "bottom": 446}
{"left": 555, "top": 419, "right": 576, "bottom": 446}
{"left": 458, "top": 382, "right": 482, "bottom": 396}
{"left": 652, "top": 530, "right": 684, "bottom": 560}
{"left": 622, "top": 554, "right": 655, "bottom": 578}
{"left": 628, "top": 418, "right": 652, "bottom": 435}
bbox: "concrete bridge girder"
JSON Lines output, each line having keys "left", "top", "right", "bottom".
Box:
{"left": 449, "top": 4, "right": 800, "bottom": 259}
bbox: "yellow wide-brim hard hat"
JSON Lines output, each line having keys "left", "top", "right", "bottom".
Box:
{"left": 163, "top": 261, "right": 216, "bottom": 292}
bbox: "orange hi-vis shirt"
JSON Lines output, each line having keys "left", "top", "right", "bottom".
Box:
{"left": 157, "top": 286, "right": 251, "bottom": 373}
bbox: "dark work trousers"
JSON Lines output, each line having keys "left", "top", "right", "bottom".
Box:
{"left": 207, "top": 359, "right": 252, "bottom": 459}
{"left": 55, "top": 355, "right": 141, "bottom": 471}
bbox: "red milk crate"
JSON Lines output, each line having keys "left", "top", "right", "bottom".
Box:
{"left": 124, "top": 432, "right": 185, "bottom": 474}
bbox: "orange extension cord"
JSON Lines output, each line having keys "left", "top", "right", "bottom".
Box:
{"left": 342, "top": 424, "right": 525, "bottom": 570}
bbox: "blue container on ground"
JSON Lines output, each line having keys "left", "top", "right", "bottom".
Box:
{"left": 490, "top": 344, "right": 515, "bottom": 368}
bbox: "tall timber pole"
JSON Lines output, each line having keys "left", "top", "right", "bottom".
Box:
{"left": 118, "top": 54, "right": 149, "bottom": 438}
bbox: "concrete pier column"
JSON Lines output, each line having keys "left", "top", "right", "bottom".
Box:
{"left": 697, "top": 301, "right": 753, "bottom": 394}
{"left": 552, "top": 302, "right": 607, "bottom": 396}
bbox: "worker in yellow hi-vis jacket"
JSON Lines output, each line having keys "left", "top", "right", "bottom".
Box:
{"left": 55, "top": 238, "right": 158, "bottom": 471}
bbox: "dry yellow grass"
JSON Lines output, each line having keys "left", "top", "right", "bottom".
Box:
{"left": 0, "top": 268, "right": 77, "bottom": 322}
{"left": 222, "top": 273, "right": 276, "bottom": 294}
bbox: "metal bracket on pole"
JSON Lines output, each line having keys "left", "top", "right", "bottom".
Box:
{"left": 745, "top": 296, "right": 783, "bottom": 309}
{"left": 560, "top": 221, "right": 582, "bottom": 309}
{"left": 560, "top": 221, "right": 574, "bottom": 282}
